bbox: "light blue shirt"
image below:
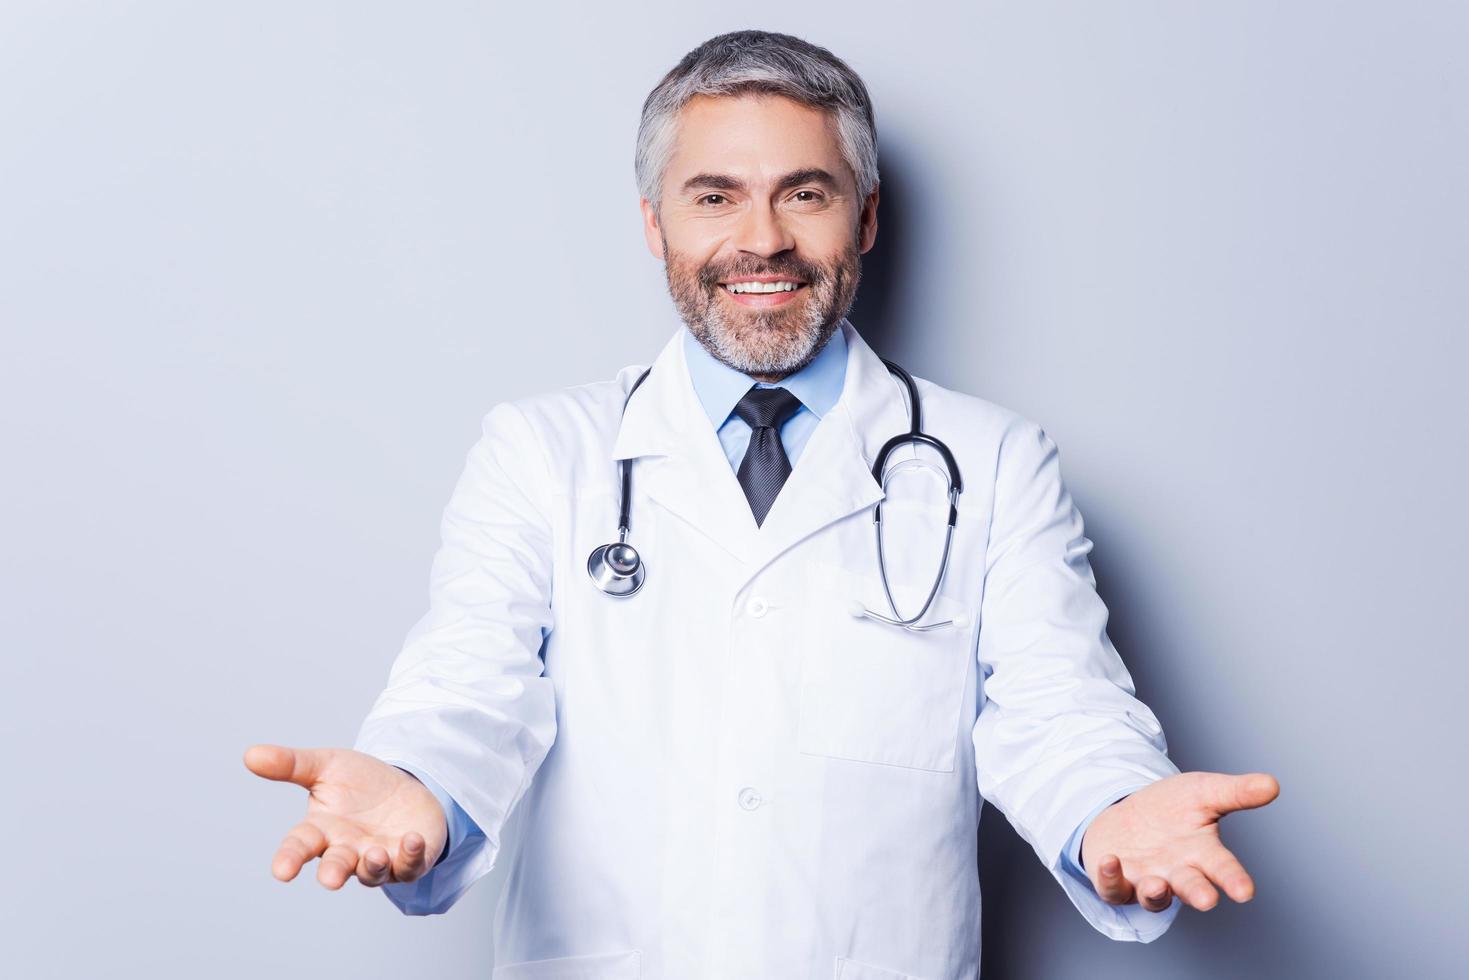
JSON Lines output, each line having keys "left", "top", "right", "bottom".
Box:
{"left": 396, "top": 324, "right": 1105, "bottom": 891}
{"left": 681, "top": 321, "right": 848, "bottom": 468}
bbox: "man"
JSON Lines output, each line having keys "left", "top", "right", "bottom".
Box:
{"left": 247, "top": 30, "right": 1278, "bottom": 979}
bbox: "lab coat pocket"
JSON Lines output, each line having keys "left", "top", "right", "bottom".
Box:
{"left": 796, "top": 559, "right": 976, "bottom": 773}
{"left": 492, "top": 948, "right": 641, "bottom": 980}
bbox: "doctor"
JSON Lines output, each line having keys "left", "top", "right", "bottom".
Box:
{"left": 246, "top": 30, "right": 1278, "bottom": 980}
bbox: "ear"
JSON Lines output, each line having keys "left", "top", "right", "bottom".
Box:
{"left": 857, "top": 181, "right": 880, "bottom": 254}
{"left": 639, "top": 198, "right": 665, "bottom": 260}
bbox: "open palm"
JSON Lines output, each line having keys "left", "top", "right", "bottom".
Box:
{"left": 244, "top": 744, "right": 449, "bottom": 890}
{"left": 1081, "top": 770, "right": 1280, "bottom": 912}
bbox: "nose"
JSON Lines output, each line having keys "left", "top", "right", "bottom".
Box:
{"left": 730, "top": 198, "right": 795, "bottom": 257}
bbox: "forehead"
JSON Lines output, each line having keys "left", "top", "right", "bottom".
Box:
{"left": 665, "top": 93, "right": 849, "bottom": 187}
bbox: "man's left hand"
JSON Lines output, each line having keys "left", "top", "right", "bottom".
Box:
{"left": 1080, "top": 771, "right": 1280, "bottom": 913}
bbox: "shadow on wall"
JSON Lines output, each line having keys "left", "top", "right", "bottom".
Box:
{"left": 975, "top": 505, "right": 1351, "bottom": 978}
{"left": 845, "top": 141, "right": 911, "bottom": 360}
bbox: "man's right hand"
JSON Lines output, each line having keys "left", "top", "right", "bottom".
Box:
{"left": 244, "top": 744, "right": 450, "bottom": 890}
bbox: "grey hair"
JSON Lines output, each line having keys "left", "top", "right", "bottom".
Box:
{"left": 635, "top": 30, "right": 879, "bottom": 212}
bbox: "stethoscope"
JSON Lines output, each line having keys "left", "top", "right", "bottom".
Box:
{"left": 587, "top": 358, "right": 964, "bottom": 632}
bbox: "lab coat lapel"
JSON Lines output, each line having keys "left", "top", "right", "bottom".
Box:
{"left": 744, "top": 320, "right": 909, "bottom": 579}
{"left": 611, "top": 328, "right": 761, "bottom": 564}
{"left": 610, "top": 320, "right": 911, "bottom": 576}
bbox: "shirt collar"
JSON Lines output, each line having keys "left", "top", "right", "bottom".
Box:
{"left": 682, "top": 320, "right": 849, "bottom": 432}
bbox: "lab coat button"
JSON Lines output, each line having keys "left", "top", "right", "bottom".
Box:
{"left": 746, "top": 596, "right": 768, "bottom": 618}
{"left": 737, "top": 786, "right": 763, "bottom": 810}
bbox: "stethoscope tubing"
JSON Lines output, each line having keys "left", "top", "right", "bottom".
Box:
{"left": 591, "top": 356, "right": 964, "bottom": 632}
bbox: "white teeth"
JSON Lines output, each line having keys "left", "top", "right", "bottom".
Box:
{"left": 724, "top": 280, "right": 801, "bottom": 294}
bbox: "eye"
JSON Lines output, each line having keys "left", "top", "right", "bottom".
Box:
{"left": 791, "top": 190, "right": 825, "bottom": 204}
{"left": 698, "top": 193, "right": 730, "bottom": 206}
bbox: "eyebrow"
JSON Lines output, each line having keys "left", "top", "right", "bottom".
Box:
{"left": 680, "top": 167, "right": 841, "bottom": 196}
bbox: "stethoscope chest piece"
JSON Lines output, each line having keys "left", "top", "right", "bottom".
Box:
{"left": 587, "top": 539, "right": 646, "bottom": 597}
{"left": 588, "top": 364, "right": 656, "bottom": 598}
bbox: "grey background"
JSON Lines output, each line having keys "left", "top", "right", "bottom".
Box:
{"left": 2, "top": 2, "right": 1463, "bottom": 977}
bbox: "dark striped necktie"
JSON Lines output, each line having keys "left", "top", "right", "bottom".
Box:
{"left": 732, "top": 385, "right": 804, "bottom": 527}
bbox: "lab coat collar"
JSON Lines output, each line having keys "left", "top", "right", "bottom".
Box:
{"left": 611, "top": 316, "right": 908, "bottom": 576}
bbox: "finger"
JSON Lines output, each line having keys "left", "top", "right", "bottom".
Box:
{"left": 1199, "top": 843, "right": 1257, "bottom": 903}
{"left": 244, "top": 744, "right": 329, "bottom": 790}
{"left": 357, "top": 844, "right": 393, "bottom": 888}
{"left": 317, "top": 843, "right": 360, "bottom": 890}
{"left": 392, "top": 831, "right": 429, "bottom": 883}
{"left": 1168, "top": 866, "right": 1220, "bottom": 911}
{"left": 1202, "top": 771, "right": 1281, "bottom": 816}
{"left": 1093, "top": 854, "right": 1134, "bottom": 905}
{"left": 271, "top": 821, "right": 328, "bottom": 882}
{"left": 1135, "top": 874, "right": 1173, "bottom": 913}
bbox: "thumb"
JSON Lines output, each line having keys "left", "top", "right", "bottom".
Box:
{"left": 243, "top": 744, "right": 330, "bottom": 789}
{"left": 1203, "top": 771, "right": 1281, "bottom": 816}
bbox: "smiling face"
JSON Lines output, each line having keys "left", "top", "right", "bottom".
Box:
{"left": 640, "top": 93, "right": 879, "bottom": 381}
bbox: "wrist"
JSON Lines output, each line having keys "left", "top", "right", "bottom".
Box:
{"left": 1080, "top": 793, "right": 1134, "bottom": 873}
{"left": 391, "top": 765, "right": 452, "bottom": 867}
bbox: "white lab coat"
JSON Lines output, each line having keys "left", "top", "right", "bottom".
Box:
{"left": 354, "top": 319, "right": 1181, "bottom": 980}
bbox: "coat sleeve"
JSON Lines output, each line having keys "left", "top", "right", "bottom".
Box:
{"left": 354, "top": 401, "right": 558, "bottom": 916}
{"left": 971, "top": 415, "right": 1182, "bottom": 942}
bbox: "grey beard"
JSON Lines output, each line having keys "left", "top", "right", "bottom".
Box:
{"left": 666, "top": 243, "right": 861, "bottom": 379}
{"left": 691, "top": 299, "right": 838, "bottom": 377}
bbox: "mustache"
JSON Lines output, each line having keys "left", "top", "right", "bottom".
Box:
{"left": 698, "top": 257, "right": 824, "bottom": 290}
